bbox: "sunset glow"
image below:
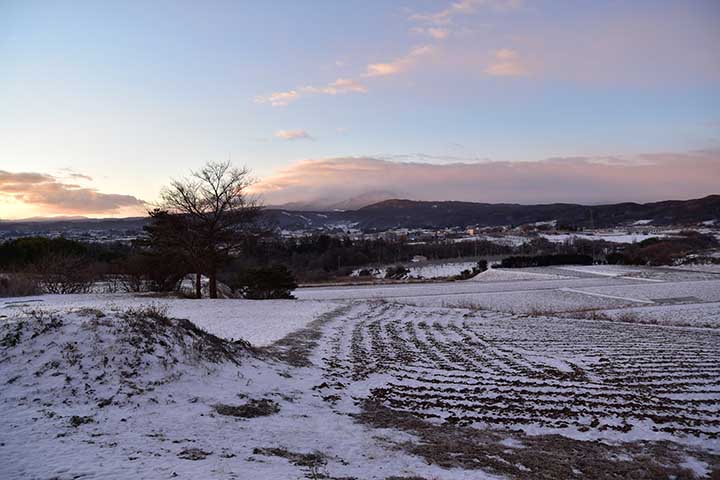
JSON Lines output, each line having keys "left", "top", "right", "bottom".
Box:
{"left": 1, "top": 0, "right": 718, "bottom": 218}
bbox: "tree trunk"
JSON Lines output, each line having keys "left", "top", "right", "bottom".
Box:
{"left": 195, "top": 272, "right": 202, "bottom": 299}
{"left": 209, "top": 271, "right": 218, "bottom": 299}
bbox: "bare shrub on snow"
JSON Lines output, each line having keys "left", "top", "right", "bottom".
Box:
{"left": 32, "top": 254, "right": 97, "bottom": 294}
{"left": 213, "top": 398, "right": 280, "bottom": 418}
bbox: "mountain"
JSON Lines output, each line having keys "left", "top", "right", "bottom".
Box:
{"left": 265, "top": 195, "right": 720, "bottom": 231}
{"left": 1, "top": 196, "right": 718, "bottom": 237}
{"left": 0, "top": 217, "right": 149, "bottom": 236}
{"left": 349, "top": 195, "right": 720, "bottom": 230}
{"left": 0, "top": 215, "right": 90, "bottom": 223}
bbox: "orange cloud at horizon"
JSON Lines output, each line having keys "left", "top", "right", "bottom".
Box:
{"left": 0, "top": 170, "right": 147, "bottom": 219}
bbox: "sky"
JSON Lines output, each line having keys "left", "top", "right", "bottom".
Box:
{"left": 1, "top": 0, "right": 719, "bottom": 218}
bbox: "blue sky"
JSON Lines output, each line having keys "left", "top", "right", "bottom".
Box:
{"left": 1, "top": 0, "right": 719, "bottom": 217}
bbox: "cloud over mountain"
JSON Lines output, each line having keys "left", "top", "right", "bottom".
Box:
{"left": 252, "top": 150, "right": 720, "bottom": 208}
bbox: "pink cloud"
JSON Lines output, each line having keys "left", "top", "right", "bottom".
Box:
{"left": 410, "top": 0, "right": 523, "bottom": 26}
{"left": 364, "top": 45, "right": 436, "bottom": 78}
{"left": 485, "top": 48, "right": 528, "bottom": 76}
{"left": 275, "top": 129, "right": 313, "bottom": 141}
{"left": 256, "top": 78, "right": 367, "bottom": 107}
{"left": 252, "top": 150, "right": 720, "bottom": 206}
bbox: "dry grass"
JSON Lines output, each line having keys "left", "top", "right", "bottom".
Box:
{"left": 118, "top": 305, "right": 251, "bottom": 365}
{"left": 356, "top": 400, "right": 720, "bottom": 480}
{"left": 213, "top": 399, "right": 280, "bottom": 418}
{"left": 177, "top": 447, "right": 212, "bottom": 460}
{"left": 440, "top": 299, "right": 488, "bottom": 311}
{"left": 252, "top": 447, "right": 330, "bottom": 479}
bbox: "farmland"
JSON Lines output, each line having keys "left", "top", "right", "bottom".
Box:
{"left": 320, "top": 303, "right": 720, "bottom": 441}
{"left": 1, "top": 264, "right": 719, "bottom": 478}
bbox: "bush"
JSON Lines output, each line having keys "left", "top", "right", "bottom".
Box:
{"left": 116, "top": 253, "right": 187, "bottom": 293}
{"left": 454, "top": 260, "right": 488, "bottom": 280}
{"left": 32, "top": 254, "right": 97, "bottom": 294}
{"left": 500, "top": 254, "right": 593, "bottom": 268}
{"left": 605, "top": 231, "right": 719, "bottom": 266}
{"left": 385, "top": 265, "right": 409, "bottom": 280}
{"left": 0, "top": 274, "right": 40, "bottom": 297}
{"left": 232, "top": 265, "right": 297, "bottom": 299}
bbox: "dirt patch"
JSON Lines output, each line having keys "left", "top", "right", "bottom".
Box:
{"left": 357, "top": 400, "right": 720, "bottom": 480}
{"left": 384, "top": 477, "right": 429, "bottom": 480}
{"left": 253, "top": 447, "right": 336, "bottom": 479}
{"left": 177, "top": 447, "right": 212, "bottom": 460}
{"left": 260, "top": 305, "right": 350, "bottom": 367}
{"left": 68, "top": 415, "right": 94, "bottom": 428}
{"left": 214, "top": 399, "right": 280, "bottom": 418}
{"left": 253, "top": 446, "right": 326, "bottom": 468}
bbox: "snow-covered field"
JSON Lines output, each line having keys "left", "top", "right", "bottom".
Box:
{"left": 2, "top": 264, "right": 719, "bottom": 478}
{"left": 577, "top": 302, "right": 720, "bottom": 328}
{"left": 541, "top": 232, "right": 668, "bottom": 244}
{"left": 321, "top": 303, "right": 720, "bottom": 446}
{"left": 471, "top": 266, "right": 569, "bottom": 282}
{"left": 0, "top": 307, "right": 467, "bottom": 480}
{"left": 301, "top": 266, "right": 720, "bottom": 321}
{"left": 1, "top": 294, "right": 339, "bottom": 346}
{"left": 670, "top": 264, "right": 720, "bottom": 274}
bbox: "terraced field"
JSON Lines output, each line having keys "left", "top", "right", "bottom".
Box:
{"left": 318, "top": 302, "right": 720, "bottom": 444}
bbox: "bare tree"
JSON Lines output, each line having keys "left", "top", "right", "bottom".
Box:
{"left": 157, "top": 161, "right": 261, "bottom": 298}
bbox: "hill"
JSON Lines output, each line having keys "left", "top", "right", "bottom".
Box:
{"left": 1, "top": 195, "right": 718, "bottom": 236}
{"left": 347, "top": 195, "right": 720, "bottom": 230}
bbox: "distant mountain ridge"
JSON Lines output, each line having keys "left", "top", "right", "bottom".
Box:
{"left": 345, "top": 195, "right": 720, "bottom": 230}
{"left": 265, "top": 194, "right": 720, "bottom": 231}
{"left": 1, "top": 195, "right": 718, "bottom": 235}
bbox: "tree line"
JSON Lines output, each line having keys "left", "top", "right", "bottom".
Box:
{"left": 1, "top": 161, "right": 717, "bottom": 298}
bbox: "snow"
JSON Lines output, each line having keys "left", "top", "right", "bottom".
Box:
{"left": 304, "top": 266, "right": 720, "bottom": 315}
{"left": 0, "top": 308, "right": 491, "bottom": 480}
{"left": 670, "top": 264, "right": 720, "bottom": 274}
{"left": 451, "top": 235, "right": 529, "bottom": 246}
{"left": 680, "top": 456, "right": 711, "bottom": 478}
{"left": 297, "top": 275, "right": 654, "bottom": 313}
{"left": 3, "top": 263, "right": 719, "bottom": 478}
{"left": 557, "top": 264, "right": 648, "bottom": 277}
{"left": 407, "top": 261, "right": 477, "bottom": 279}
{"left": 0, "top": 294, "right": 340, "bottom": 346}
{"left": 312, "top": 302, "right": 720, "bottom": 450}
{"left": 352, "top": 261, "right": 478, "bottom": 280}
{"left": 531, "top": 219, "right": 557, "bottom": 227}
{"left": 470, "top": 266, "right": 568, "bottom": 282}
{"left": 567, "top": 279, "right": 720, "bottom": 303}
{"left": 541, "top": 232, "right": 666, "bottom": 244}
{"left": 579, "top": 302, "right": 720, "bottom": 328}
